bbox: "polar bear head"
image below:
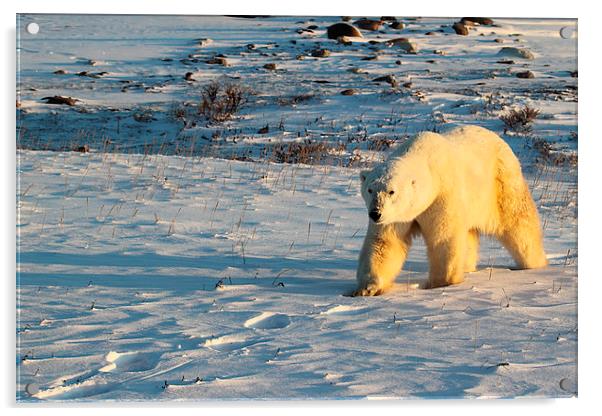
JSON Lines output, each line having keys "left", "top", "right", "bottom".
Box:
{"left": 360, "top": 158, "right": 435, "bottom": 225}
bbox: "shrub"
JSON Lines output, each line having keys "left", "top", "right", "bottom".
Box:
{"left": 500, "top": 105, "right": 540, "bottom": 134}
{"left": 198, "top": 80, "right": 251, "bottom": 122}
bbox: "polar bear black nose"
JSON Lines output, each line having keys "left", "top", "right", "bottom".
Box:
{"left": 369, "top": 210, "right": 381, "bottom": 222}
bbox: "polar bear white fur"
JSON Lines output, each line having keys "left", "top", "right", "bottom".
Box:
{"left": 354, "top": 125, "right": 547, "bottom": 296}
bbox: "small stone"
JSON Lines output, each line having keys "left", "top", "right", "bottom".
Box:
{"left": 385, "top": 38, "right": 417, "bottom": 54}
{"left": 452, "top": 22, "right": 469, "bottom": 35}
{"left": 327, "top": 23, "right": 363, "bottom": 39}
{"left": 198, "top": 38, "right": 213, "bottom": 47}
{"left": 41, "top": 96, "right": 78, "bottom": 106}
{"left": 311, "top": 49, "right": 331, "bottom": 58}
{"left": 395, "top": 60, "right": 402, "bottom": 65}
{"left": 337, "top": 36, "right": 353, "bottom": 45}
{"left": 497, "top": 59, "right": 515, "bottom": 64}
{"left": 341, "top": 89, "right": 356, "bottom": 96}
{"left": 206, "top": 57, "right": 229, "bottom": 66}
{"left": 389, "top": 21, "right": 405, "bottom": 30}
{"left": 494, "top": 38, "right": 505, "bottom": 43}
{"left": 461, "top": 17, "right": 494, "bottom": 25}
{"left": 372, "top": 74, "right": 398, "bottom": 87}
{"left": 355, "top": 19, "right": 382, "bottom": 31}
{"left": 425, "top": 31, "right": 437, "bottom": 36}
{"left": 263, "top": 63, "right": 277, "bottom": 70}
{"left": 53, "top": 69, "right": 67, "bottom": 75}
{"left": 184, "top": 72, "right": 195, "bottom": 81}
{"left": 516, "top": 70, "right": 535, "bottom": 79}
{"left": 497, "top": 47, "right": 535, "bottom": 60}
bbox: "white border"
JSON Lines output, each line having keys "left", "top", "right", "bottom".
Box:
{"left": 3, "top": 0, "right": 601, "bottom": 414}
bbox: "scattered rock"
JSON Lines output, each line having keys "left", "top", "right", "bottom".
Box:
{"left": 257, "top": 125, "right": 269, "bottom": 134}
{"left": 161, "top": 58, "right": 173, "bottom": 62}
{"left": 425, "top": 31, "right": 437, "bottom": 36}
{"left": 497, "top": 59, "right": 515, "bottom": 64}
{"left": 494, "top": 38, "right": 505, "bottom": 43}
{"left": 311, "top": 49, "right": 331, "bottom": 58}
{"left": 361, "top": 55, "right": 379, "bottom": 61}
{"left": 402, "top": 81, "right": 413, "bottom": 88}
{"left": 433, "top": 49, "right": 445, "bottom": 55}
{"left": 75, "top": 144, "right": 90, "bottom": 153}
{"left": 327, "top": 22, "right": 363, "bottom": 39}
{"left": 461, "top": 17, "right": 494, "bottom": 26}
{"left": 198, "top": 38, "right": 213, "bottom": 47}
{"left": 297, "top": 28, "right": 316, "bottom": 35}
{"left": 452, "top": 22, "right": 469, "bottom": 35}
{"left": 497, "top": 47, "right": 535, "bottom": 60}
{"left": 355, "top": 19, "right": 382, "bottom": 31}
{"left": 307, "top": 24, "right": 318, "bottom": 30}
{"left": 385, "top": 38, "right": 418, "bottom": 54}
{"left": 348, "top": 67, "right": 367, "bottom": 74}
{"left": 206, "top": 57, "right": 229, "bottom": 66}
{"left": 53, "top": 69, "right": 67, "bottom": 75}
{"left": 341, "top": 89, "right": 356, "bottom": 96}
{"left": 246, "top": 43, "right": 256, "bottom": 50}
{"left": 42, "top": 96, "right": 78, "bottom": 106}
{"left": 263, "top": 63, "right": 277, "bottom": 70}
{"left": 389, "top": 21, "right": 405, "bottom": 30}
{"left": 395, "top": 60, "right": 402, "bottom": 65}
{"left": 184, "top": 72, "right": 195, "bottom": 81}
{"left": 337, "top": 36, "right": 353, "bottom": 45}
{"left": 372, "top": 74, "right": 398, "bottom": 87}
{"left": 516, "top": 70, "right": 535, "bottom": 79}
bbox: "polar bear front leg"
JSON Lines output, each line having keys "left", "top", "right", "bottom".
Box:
{"left": 423, "top": 228, "right": 468, "bottom": 288}
{"left": 353, "top": 222, "right": 410, "bottom": 296}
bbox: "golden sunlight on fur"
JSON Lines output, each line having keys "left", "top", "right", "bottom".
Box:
{"left": 354, "top": 125, "right": 547, "bottom": 296}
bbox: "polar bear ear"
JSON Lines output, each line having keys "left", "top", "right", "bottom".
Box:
{"left": 360, "top": 170, "right": 369, "bottom": 182}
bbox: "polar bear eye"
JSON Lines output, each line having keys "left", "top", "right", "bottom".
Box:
{"left": 368, "top": 189, "right": 373, "bottom": 194}
{"left": 388, "top": 190, "right": 395, "bottom": 195}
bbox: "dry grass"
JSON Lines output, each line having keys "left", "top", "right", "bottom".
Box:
{"left": 500, "top": 105, "right": 540, "bottom": 134}
{"left": 198, "top": 80, "right": 251, "bottom": 123}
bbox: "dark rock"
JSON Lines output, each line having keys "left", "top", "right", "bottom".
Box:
{"left": 461, "top": 17, "right": 494, "bottom": 25}
{"left": 206, "top": 57, "right": 229, "bottom": 66}
{"left": 184, "top": 72, "right": 195, "bottom": 81}
{"left": 311, "top": 49, "right": 331, "bottom": 58}
{"left": 263, "top": 63, "right": 277, "bottom": 70}
{"left": 372, "top": 74, "right": 398, "bottom": 87}
{"left": 327, "top": 22, "right": 363, "bottom": 39}
{"left": 42, "top": 96, "right": 78, "bottom": 106}
{"left": 402, "top": 81, "right": 413, "bottom": 88}
{"left": 516, "top": 70, "right": 535, "bottom": 79}
{"left": 53, "top": 69, "right": 67, "bottom": 75}
{"left": 257, "top": 125, "right": 269, "bottom": 134}
{"left": 341, "top": 89, "right": 356, "bottom": 96}
{"left": 452, "top": 22, "right": 469, "bottom": 35}
{"left": 355, "top": 19, "right": 382, "bottom": 31}
{"left": 389, "top": 21, "right": 405, "bottom": 30}
{"left": 307, "top": 24, "right": 318, "bottom": 30}
{"left": 497, "top": 59, "right": 515, "bottom": 64}
{"left": 494, "top": 38, "right": 505, "bottom": 43}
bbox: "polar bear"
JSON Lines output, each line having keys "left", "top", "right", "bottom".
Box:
{"left": 354, "top": 125, "right": 547, "bottom": 296}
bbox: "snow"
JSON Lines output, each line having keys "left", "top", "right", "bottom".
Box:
{"left": 16, "top": 150, "right": 576, "bottom": 401}
{"left": 16, "top": 14, "right": 577, "bottom": 401}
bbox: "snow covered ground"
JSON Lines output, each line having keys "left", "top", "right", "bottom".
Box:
{"left": 16, "top": 14, "right": 577, "bottom": 401}
{"left": 16, "top": 150, "right": 576, "bottom": 401}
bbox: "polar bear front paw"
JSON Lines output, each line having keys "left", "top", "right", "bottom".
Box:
{"left": 351, "top": 282, "right": 384, "bottom": 297}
